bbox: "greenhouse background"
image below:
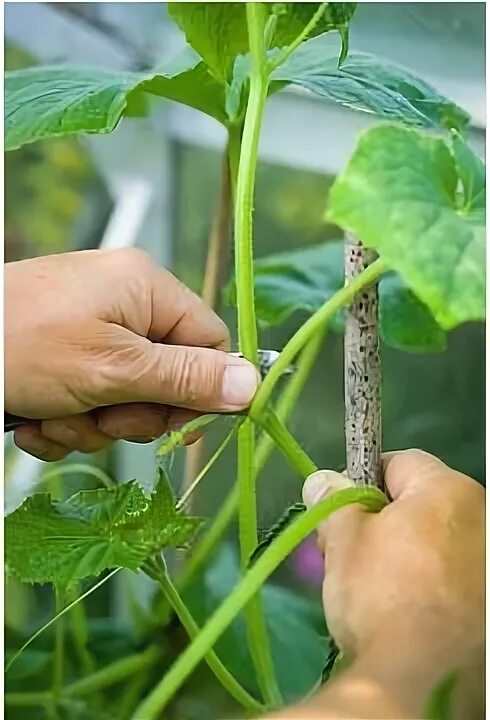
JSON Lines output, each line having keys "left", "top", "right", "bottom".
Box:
{"left": 4, "top": 4, "right": 486, "bottom": 716}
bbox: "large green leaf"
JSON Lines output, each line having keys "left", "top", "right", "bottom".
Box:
{"left": 169, "top": 3, "right": 356, "bottom": 84}
{"left": 224, "top": 240, "right": 447, "bottom": 352}
{"left": 327, "top": 126, "right": 485, "bottom": 329}
{"left": 5, "top": 473, "right": 203, "bottom": 590}
{"left": 183, "top": 544, "right": 331, "bottom": 703}
{"left": 5, "top": 48, "right": 226, "bottom": 151}
{"left": 271, "top": 36, "right": 470, "bottom": 131}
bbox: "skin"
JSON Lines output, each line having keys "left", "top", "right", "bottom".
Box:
{"left": 265, "top": 450, "right": 485, "bottom": 719}
{"left": 6, "top": 252, "right": 484, "bottom": 717}
{"left": 5, "top": 249, "right": 259, "bottom": 461}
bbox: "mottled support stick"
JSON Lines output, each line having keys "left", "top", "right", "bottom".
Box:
{"left": 344, "top": 233, "right": 382, "bottom": 488}
{"left": 182, "top": 149, "right": 232, "bottom": 498}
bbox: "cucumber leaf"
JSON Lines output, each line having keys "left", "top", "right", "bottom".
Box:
{"left": 5, "top": 472, "right": 203, "bottom": 590}
{"left": 5, "top": 47, "right": 226, "bottom": 151}
{"left": 271, "top": 37, "right": 470, "bottom": 131}
{"left": 327, "top": 125, "right": 485, "bottom": 329}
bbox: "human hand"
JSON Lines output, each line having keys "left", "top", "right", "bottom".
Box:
{"left": 298, "top": 450, "right": 484, "bottom": 718}
{"left": 6, "top": 249, "right": 259, "bottom": 461}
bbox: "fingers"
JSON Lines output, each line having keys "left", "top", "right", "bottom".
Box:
{"left": 97, "top": 403, "right": 170, "bottom": 441}
{"left": 147, "top": 260, "right": 230, "bottom": 350}
{"left": 303, "top": 470, "right": 370, "bottom": 554}
{"left": 382, "top": 449, "right": 456, "bottom": 500}
{"left": 105, "top": 332, "right": 260, "bottom": 412}
{"left": 42, "top": 413, "right": 112, "bottom": 453}
{"left": 13, "top": 404, "right": 185, "bottom": 461}
{"left": 14, "top": 424, "right": 70, "bottom": 462}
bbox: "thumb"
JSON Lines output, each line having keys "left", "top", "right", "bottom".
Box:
{"left": 302, "top": 470, "right": 370, "bottom": 554}
{"left": 106, "top": 333, "right": 261, "bottom": 413}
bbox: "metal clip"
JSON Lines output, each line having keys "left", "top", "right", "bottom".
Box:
{"left": 229, "top": 349, "right": 295, "bottom": 379}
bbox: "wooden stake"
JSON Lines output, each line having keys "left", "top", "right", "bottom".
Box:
{"left": 344, "top": 233, "right": 382, "bottom": 488}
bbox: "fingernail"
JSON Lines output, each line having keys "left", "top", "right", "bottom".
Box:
{"left": 302, "top": 470, "right": 354, "bottom": 508}
{"left": 222, "top": 363, "right": 260, "bottom": 408}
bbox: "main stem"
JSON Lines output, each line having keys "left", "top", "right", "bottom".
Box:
{"left": 234, "top": 2, "right": 280, "bottom": 706}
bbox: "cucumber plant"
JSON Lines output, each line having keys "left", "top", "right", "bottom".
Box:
{"left": 4, "top": 4, "right": 485, "bottom": 719}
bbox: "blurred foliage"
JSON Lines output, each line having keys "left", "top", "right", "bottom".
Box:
{"left": 5, "top": 43, "right": 111, "bottom": 262}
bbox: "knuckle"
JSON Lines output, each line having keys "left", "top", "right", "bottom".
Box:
{"left": 110, "top": 247, "right": 152, "bottom": 277}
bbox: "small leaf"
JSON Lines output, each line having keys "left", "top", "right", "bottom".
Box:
{"left": 270, "top": 3, "right": 357, "bottom": 51}
{"left": 271, "top": 37, "right": 470, "bottom": 131}
{"left": 327, "top": 125, "right": 485, "bottom": 329}
{"left": 5, "top": 474, "right": 203, "bottom": 589}
{"left": 224, "top": 241, "right": 447, "bottom": 352}
{"left": 5, "top": 48, "right": 226, "bottom": 151}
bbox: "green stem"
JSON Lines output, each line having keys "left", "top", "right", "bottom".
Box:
{"left": 227, "top": 122, "right": 242, "bottom": 202}
{"left": 145, "top": 558, "right": 265, "bottom": 714}
{"left": 69, "top": 586, "right": 96, "bottom": 675}
{"left": 254, "top": 327, "right": 327, "bottom": 474}
{"left": 267, "top": 2, "right": 328, "bottom": 73}
{"left": 132, "top": 487, "right": 387, "bottom": 719}
{"left": 65, "top": 645, "right": 162, "bottom": 697}
{"left": 5, "top": 692, "right": 51, "bottom": 707}
{"left": 255, "top": 408, "right": 318, "bottom": 478}
{"left": 252, "top": 258, "right": 388, "bottom": 418}
{"left": 234, "top": 2, "right": 280, "bottom": 707}
{"left": 178, "top": 329, "right": 326, "bottom": 590}
{"left": 52, "top": 590, "right": 64, "bottom": 702}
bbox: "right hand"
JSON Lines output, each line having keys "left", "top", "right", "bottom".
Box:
{"left": 302, "top": 450, "right": 484, "bottom": 716}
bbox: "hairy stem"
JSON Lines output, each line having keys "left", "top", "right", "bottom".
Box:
{"left": 252, "top": 259, "right": 388, "bottom": 419}
{"left": 345, "top": 234, "right": 382, "bottom": 486}
{"left": 254, "top": 408, "right": 318, "bottom": 478}
{"left": 178, "top": 329, "right": 326, "bottom": 589}
{"left": 234, "top": 2, "right": 280, "bottom": 706}
{"left": 145, "top": 558, "right": 265, "bottom": 714}
{"left": 132, "top": 487, "right": 387, "bottom": 719}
